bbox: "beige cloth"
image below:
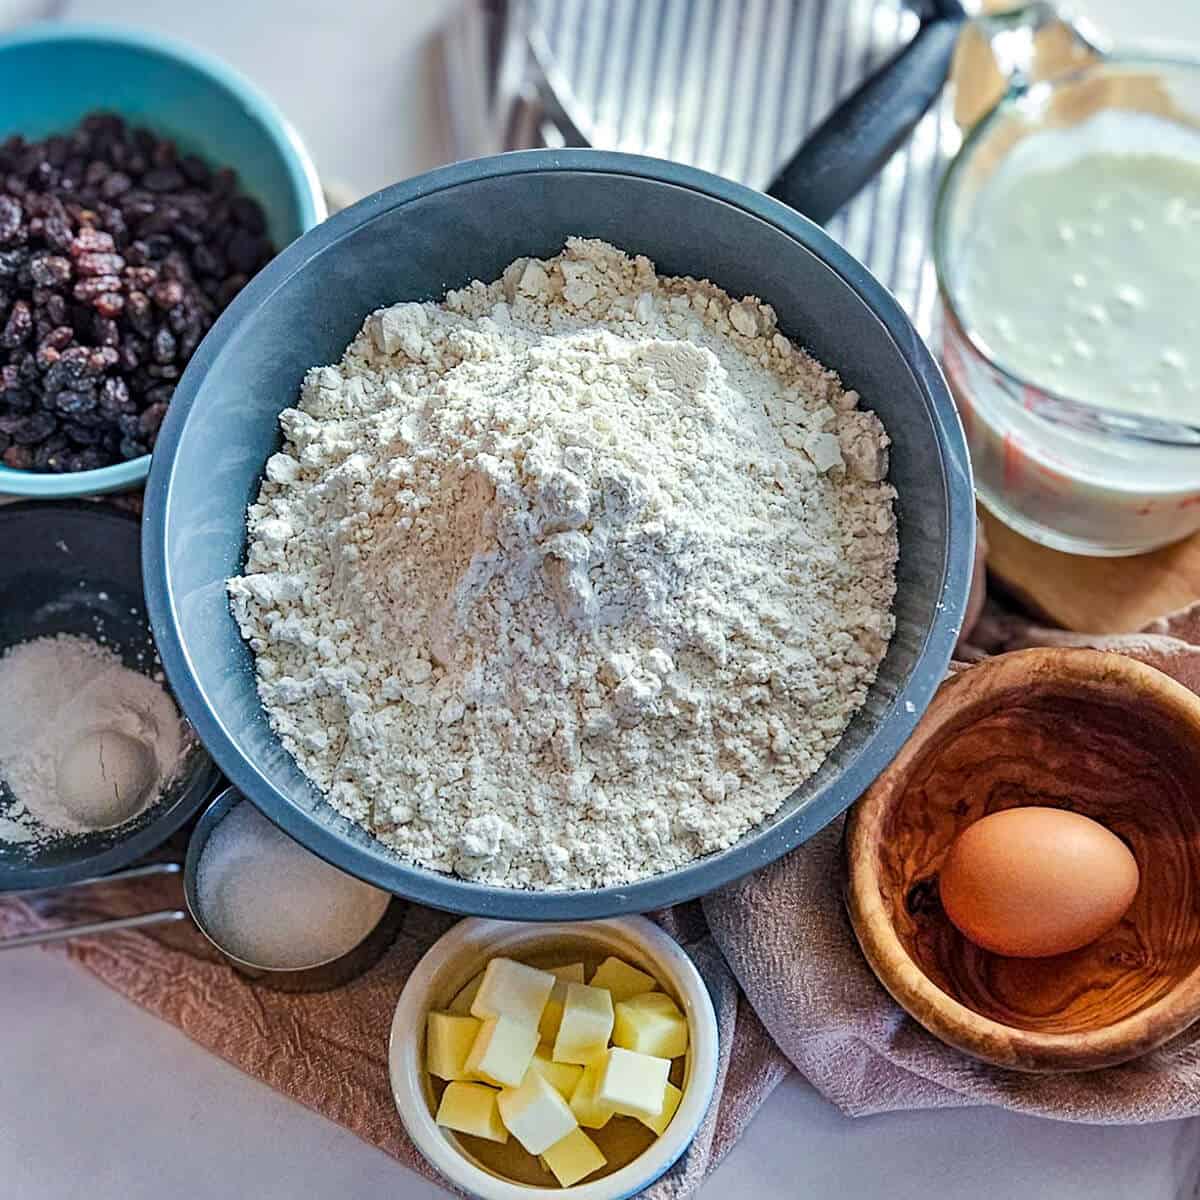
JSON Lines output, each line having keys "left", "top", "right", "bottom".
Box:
{"left": 0, "top": 885, "right": 789, "bottom": 1196}
{"left": 9, "top": 589, "right": 1200, "bottom": 1178}
{"left": 704, "top": 599, "right": 1200, "bottom": 1122}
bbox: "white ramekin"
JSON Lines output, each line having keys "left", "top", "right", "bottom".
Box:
{"left": 389, "top": 916, "right": 719, "bottom": 1199}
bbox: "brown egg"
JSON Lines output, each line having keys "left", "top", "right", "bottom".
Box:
{"left": 939, "top": 807, "right": 1140, "bottom": 958}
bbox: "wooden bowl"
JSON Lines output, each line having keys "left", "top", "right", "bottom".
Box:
{"left": 845, "top": 647, "right": 1200, "bottom": 1072}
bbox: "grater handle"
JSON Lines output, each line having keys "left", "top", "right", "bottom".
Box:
{"left": 767, "top": 1, "right": 965, "bottom": 225}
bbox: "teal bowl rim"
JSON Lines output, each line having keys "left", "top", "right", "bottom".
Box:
{"left": 0, "top": 21, "right": 327, "bottom": 500}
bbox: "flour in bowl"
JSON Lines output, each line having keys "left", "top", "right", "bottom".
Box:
{"left": 228, "top": 239, "right": 897, "bottom": 889}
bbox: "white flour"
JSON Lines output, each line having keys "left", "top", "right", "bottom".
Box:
{"left": 229, "top": 239, "right": 897, "bottom": 889}
{"left": 0, "top": 634, "right": 185, "bottom": 843}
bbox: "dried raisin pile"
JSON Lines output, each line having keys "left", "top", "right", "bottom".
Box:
{"left": 0, "top": 113, "right": 275, "bottom": 473}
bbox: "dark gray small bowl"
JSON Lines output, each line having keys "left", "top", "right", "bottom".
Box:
{"left": 0, "top": 501, "right": 219, "bottom": 891}
{"left": 144, "top": 150, "right": 975, "bottom": 919}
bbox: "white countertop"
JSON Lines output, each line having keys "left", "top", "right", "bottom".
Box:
{"left": 5, "top": 1, "right": 1200, "bottom": 1197}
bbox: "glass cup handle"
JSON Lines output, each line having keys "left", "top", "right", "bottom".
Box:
{"left": 952, "top": 2, "right": 1108, "bottom": 131}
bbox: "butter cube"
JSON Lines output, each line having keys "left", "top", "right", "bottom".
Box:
{"left": 471, "top": 957, "right": 555, "bottom": 1027}
{"left": 553, "top": 982, "right": 614, "bottom": 1066}
{"left": 426, "top": 1011, "right": 481, "bottom": 1081}
{"left": 435, "top": 1081, "right": 508, "bottom": 1144}
{"left": 528, "top": 1046, "right": 584, "bottom": 1099}
{"left": 448, "top": 972, "right": 483, "bottom": 1016}
{"left": 541, "top": 1127, "right": 607, "bottom": 1187}
{"left": 613, "top": 991, "right": 689, "bottom": 1059}
{"left": 596, "top": 1047, "right": 671, "bottom": 1120}
{"left": 638, "top": 1081, "right": 683, "bottom": 1137}
{"left": 568, "top": 1061, "right": 615, "bottom": 1130}
{"left": 465, "top": 1015, "right": 539, "bottom": 1088}
{"left": 588, "top": 956, "right": 658, "bottom": 1003}
{"left": 497, "top": 1069, "right": 578, "bottom": 1155}
{"left": 538, "top": 962, "right": 586, "bottom": 1045}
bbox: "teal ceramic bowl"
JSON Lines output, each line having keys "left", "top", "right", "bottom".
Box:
{"left": 0, "top": 23, "right": 325, "bottom": 499}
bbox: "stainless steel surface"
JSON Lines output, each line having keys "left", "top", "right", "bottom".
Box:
{"left": 0, "top": 909, "right": 187, "bottom": 950}
{"left": 0, "top": 861, "right": 186, "bottom": 950}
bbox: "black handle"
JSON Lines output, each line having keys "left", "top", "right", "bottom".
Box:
{"left": 767, "top": 3, "right": 966, "bottom": 225}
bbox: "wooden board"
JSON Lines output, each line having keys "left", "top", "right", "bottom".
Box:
{"left": 981, "top": 508, "right": 1200, "bottom": 633}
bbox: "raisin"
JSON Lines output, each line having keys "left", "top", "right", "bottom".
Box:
{"left": 149, "top": 279, "right": 184, "bottom": 309}
{"left": 100, "top": 168, "right": 132, "bottom": 197}
{"left": 124, "top": 265, "right": 159, "bottom": 290}
{"left": 0, "top": 249, "right": 25, "bottom": 278}
{"left": 1, "top": 387, "right": 32, "bottom": 413}
{"left": 69, "top": 226, "right": 115, "bottom": 256}
{"left": 35, "top": 435, "right": 71, "bottom": 470}
{"left": 93, "top": 316, "right": 120, "bottom": 345}
{"left": 72, "top": 275, "right": 121, "bottom": 301}
{"left": 138, "top": 401, "right": 169, "bottom": 436}
{"left": 126, "top": 290, "right": 153, "bottom": 335}
{"left": 94, "top": 292, "right": 124, "bottom": 318}
{"left": 0, "top": 195, "right": 22, "bottom": 244}
{"left": 56, "top": 389, "right": 96, "bottom": 415}
{"left": 1, "top": 299, "right": 32, "bottom": 348}
{"left": 39, "top": 324, "right": 74, "bottom": 352}
{"left": 43, "top": 215, "right": 72, "bottom": 251}
{"left": 142, "top": 233, "right": 172, "bottom": 260}
{"left": 12, "top": 412, "right": 55, "bottom": 443}
{"left": 226, "top": 228, "right": 263, "bottom": 274}
{"left": 29, "top": 254, "right": 72, "bottom": 288}
{"left": 151, "top": 326, "right": 177, "bottom": 363}
{"left": 191, "top": 243, "right": 224, "bottom": 277}
{"left": 173, "top": 222, "right": 203, "bottom": 247}
{"left": 179, "top": 154, "right": 212, "bottom": 187}
{"left": 145, "top": 383, "right": 175, "bottom": 407}
{"left": 75, "top": 251, "right": 125, "bottom": 277}
{"left": 69, "top": 447, "right": 107, "bottom": 471}
{"left": 100, "top": 376, "right": 132, "bottom": 413}
{"left": 142, "top": 166, "right": 184, "bottom": 192}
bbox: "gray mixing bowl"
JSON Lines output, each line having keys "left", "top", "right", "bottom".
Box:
{"left": 143, "top": 150, "right": 974, "bottom": 918}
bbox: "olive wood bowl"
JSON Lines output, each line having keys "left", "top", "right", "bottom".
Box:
{"left": 846, "top": 647, "right": 1200, "bottom": 1073}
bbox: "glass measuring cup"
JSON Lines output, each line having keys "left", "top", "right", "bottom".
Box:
{"left": 935, "top": 22, "right": 1200, "bottom": 556}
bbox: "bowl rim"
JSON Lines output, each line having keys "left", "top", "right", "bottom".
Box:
{"left": 387, "top": 915, "right": 720, "bottom": 1199}
{"left": 143, "top": 147, "right": 976, "bottom": 919}
{"left": 845, "top": 646, "right": 1200, "bottom": 1072}
{"left": 0, "top": 20, "right": 327, "bottom": 500}
{"left": 0, "top": 499, "right": 222, "bottom": 890}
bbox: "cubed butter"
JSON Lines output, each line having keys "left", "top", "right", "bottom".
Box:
{"left": 553, "top": 982, "right": 614, "bottom": 1066}
{"left": 471, "top": 957, "right": 555, "bottom": 1027}
{"left": 538, "top": 962, "right": 586, "bottom": 1045}
{"left": 497, "top": 1069, "right": 579, "bottom": 1156}
{"left": 568, "top": 1061, "right": 615, "bottom": 1130}
{"left": 435, "top": 1081, "right": 508, "bottom": 1144}
{"left": 426, "top": 1011, "right": 481, "bottom": 1081}
{"left": 541, "top": 1127, "right": 607, "bottom": 1187}
{"left": 638, "top": 1081, "right": 683, "bottom": 1137}
{"left": 588, "top": 956, "right": 658, "bottom": 1003}
{"left": 613, "top": 991, "right": 689, "bottom": 1059}
{"left": 448, "top": 972, "right": 483, "bottom": 1016}
{"left": 528, "top": 1046, "right": 584, "bottom": 1099}
{"left": 465, "top": 1015, "right": 539, "bottom": 1088}
{"left": 596, "top": 1047, "right": 671, "bottom": 1120}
